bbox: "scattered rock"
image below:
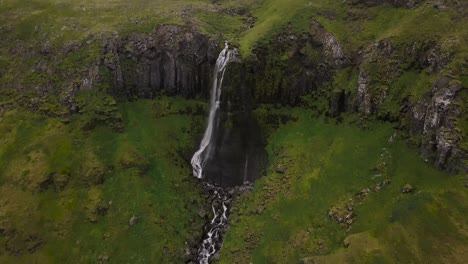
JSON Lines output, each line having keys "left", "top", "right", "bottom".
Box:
{"left": 433, "top": 1, "right": 447, "bottom": 10}
{"left": 388, "top": 132, "right": 397, "bottom": 143}
{"left": 129, "top": 215, "right": 139, "bottom": 226}
{"left": 328, "top": 204, "right": 356, "bottom": 228}
{"left": 98, "top": 254, "right": 109, "bottom": 263}
{"left": 401, "top": 184, "right": 414, "bottom": 193}
{"left": 198, "top": 208, "right": 207, "bottom": 218}
{"left": 40, "top": 42, "right": 52, "bottom": 55}
{"left": 275, "top": 166, "right": 286, "bottom": 174}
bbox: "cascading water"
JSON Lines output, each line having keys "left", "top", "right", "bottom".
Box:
{"left": 191, "top": 42, "right": 238, "bottom": 264}
{"left": 197, "top": 185, "right": 230, "bottom": 264}
{"left": 191, "top": 41, "right": 238, "bottom": 179}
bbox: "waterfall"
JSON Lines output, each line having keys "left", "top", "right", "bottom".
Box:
{"left": 191, "top": 42, "right": 238, "bottom": 264}
{"left": 191, "top": 41, "right": 237, "bottom": 179}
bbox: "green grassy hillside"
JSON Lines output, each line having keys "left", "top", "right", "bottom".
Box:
{"left": 0, "top": 96, "right": 208, "bottom": 263}
{"left": 220, "top": 108, "right": 467, "bottom": 263}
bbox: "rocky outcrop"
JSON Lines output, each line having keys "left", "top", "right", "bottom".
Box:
{"left": 406, "top": 76, "right": 466, "bottom": 172}
{"left": 357, "top": 70, "right": 372, "bottom": 115}
{"left": 311, "top": 21, "right": 347, "bottom": 67}
{"left": 102, "top": 25, "right": 217, "bottom": 99}
{"left": 245, "top": 23, "right": 338, "bottom": 105}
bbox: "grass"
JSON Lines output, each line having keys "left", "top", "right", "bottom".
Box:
{"left": 219, "top": 107, "right": 467, "bottom": 263}
{"left": 0, "top": 97, "right": 208, "bottom": 263}
{"left": 238, "top": 0, "right": 312, "bottom": 55}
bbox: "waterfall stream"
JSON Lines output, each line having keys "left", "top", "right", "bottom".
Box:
{"left": 197, "top": 184, "right": 230, "bottom": 264}
{"left": 191, "top": 42, "right": 238, "bottom": 264}
{"left": 191, "top": 42, "right": 238, "bottom": 179}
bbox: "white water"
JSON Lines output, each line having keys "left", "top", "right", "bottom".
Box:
{"left": 198, "top": 187, "right": 229, "bottom": 264}
{"left": 243, "top": 155, "right": 249, "bottom": 183}
{"left": 191, "top": 42, "right": 237, "bottom": 179}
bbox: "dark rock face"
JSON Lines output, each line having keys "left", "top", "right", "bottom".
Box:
{"left": 238, "top": 21, "right": 465, "bottom": 173}
{"left": 406, "top": 76, "right": 466, "bottom": 172}
{"left": 311, "top": 21, "right": 347, "bottom": 67}
{"left": 244, "top": 23, "right": 341, "bottom": 106}
{"left": 201, "top": 63, "right": 268, "bottom": 187}
{"left": 330, "top": 89, "right": 345, "bottom": 117}
{"left": 353, "top": 37, "right": 465, "bottom": 173}
{"left": 102, "top": 25, "right": 218, "bottom": 99}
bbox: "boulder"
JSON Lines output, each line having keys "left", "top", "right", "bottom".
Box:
{"left": 401, "top": 184, "right": 414, "bottom": 193}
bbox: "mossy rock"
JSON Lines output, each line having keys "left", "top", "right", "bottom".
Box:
{"left": 8, "top": 150, "right": 52, "bottom": 192}
{"left": 85, "top": 187, "right": 108, "bottom": 223}
{"left": 116, "top": 143, "right": 150, "bottom": 174}
{"left": 52, "top": 173, "right": 71, "bottom": 191}
{"left": 81, "top": 156, "right": 106, "bottom": 185}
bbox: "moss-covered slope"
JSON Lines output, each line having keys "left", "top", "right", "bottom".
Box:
{"left": 0, "top": 96, "right": 208, "bottom": 263}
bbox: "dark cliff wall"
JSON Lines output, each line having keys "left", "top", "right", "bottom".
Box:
{"left": 80, "top": 24, "right": 465, "bottom": 174}
{"left": 219, "top": 22, "right": 466, "bottom": 174}
{"left": 101, "top": 25, "right": 218, "bottom": 99}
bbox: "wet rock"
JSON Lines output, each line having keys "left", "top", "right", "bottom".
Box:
{"left": 401, "top": 184, "right": 414, "bottom": 193}
{"left": 198, "top": 208, "right": 207, "bottom": 218}
{"left": 129, "top": 215, "right": 139, "bottom": 226}
{"left": 211, "top": 252, "right": 221, "bottom": 262}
